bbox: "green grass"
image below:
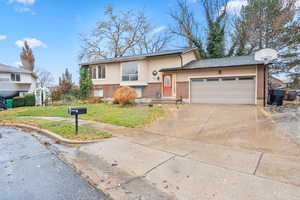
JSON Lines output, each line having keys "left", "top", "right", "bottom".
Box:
{"left": 0, "top": 117, "right": 111, "bottom": 140}
{"left": 0, "top": 103, "right": 166, "bottom": 127}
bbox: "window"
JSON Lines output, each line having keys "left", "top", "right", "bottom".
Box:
{"left": 239, "top": 77, "right": 254, "bottom": 80}
{"left": 192, "top": 78, "right": 205, "bottom": 82}
{"left": 19, "top": 92, "right": 28, "bottom": 97}
{"left": 94, "top": 88, "right": 103, "bottom": 97}
{"left": 97, "top": 65, "right": 105, "bottom": 79}
{"left": 134, "top": 88, "right": 142, "bottom": 98}
{"left": 222, "top": 77, "right": 236, "bottom": 81}
{"left": 92, "top": 67, "right": 97, "bottom": 79}
{"left": 122, "top": 62, "right": 138, "bottom": 81}
{"left": 11, "top": 73, "right": 21, "bottom": 82}
{"left": 164, "top": 75, "right": 171, "bottom": 87}
{"left": 207, "top": 78, "right": 219, "bottom": 82}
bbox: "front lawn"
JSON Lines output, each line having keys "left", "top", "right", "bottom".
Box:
{"left": 0, "top": 118, "right": 111, "bottom": 140}
{"left": 0, "top": 103, "right": 166, "bottom": 127}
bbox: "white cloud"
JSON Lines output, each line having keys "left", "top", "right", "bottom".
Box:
{"left": 0, "top": 35, "right": 7, "bottom": 40}
{"left": 15, "top": 6, "right": 32, "bottom": 13}
{"left": 16, "top": 37, "right": 47, "bottom": 48}
{"left": 226, "top": 0, "right": 248, "bottom": 15}
{"left": 14, "top": 61, "right": 23, "bottom": 67}
{"left": 9, "top": 0, "right": 35, "bottom": 5}
{"left": 151, "top": 26, "right": 168, "bottom": 35}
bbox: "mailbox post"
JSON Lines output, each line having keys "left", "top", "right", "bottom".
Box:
{"left": 68, "top": 107, "right": 87, "bottom": 134}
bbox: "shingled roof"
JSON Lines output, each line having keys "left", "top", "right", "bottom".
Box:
{"left": 80, "top": 48, "right": 197, "bottom": 65}
{"left": 0, "top": 63, "right": 32, "bottom": 73}
{"left": 160, "top": 55, "right": 265, "bottom": 72}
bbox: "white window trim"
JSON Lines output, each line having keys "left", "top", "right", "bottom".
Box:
{"left": 134, "top": 87, "right": 143, "bottom": 98}
{"left": 94, "top": 88, "right": 104, "bottom": 97}
{"left": 91, "top": 65, "right": 106, "bottom": 80}
{"left": 120, "top": 62, "right": 140, "bottom": 82}
{"left": 11, "top": 72, "right": 21, "bottom": 82}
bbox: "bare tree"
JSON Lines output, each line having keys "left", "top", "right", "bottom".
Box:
{"left": 169, "top": 0, "right": 229, "bottom": 58}
{"left": 34, "top": 68, "right": 54, "bottom": 88}
{"left": 80, "top": 5, "right": 172, "bottom": 61}
{"left": 135, "top": 30, "right": 172, "bottom": 54}
{"left": 20, "top": 41, "right": 35, "bottom": 71}
{"left": 169, "top": 0, "right": 206, "bottom": 57}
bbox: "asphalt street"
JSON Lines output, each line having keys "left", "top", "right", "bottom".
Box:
{"left": 0, "top": 127, "right": 108, "bottom": 200}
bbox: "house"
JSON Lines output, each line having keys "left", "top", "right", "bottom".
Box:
{"left": 270, "top": 76, "right": 284, "bottom": 88}
{"left": 80, "top": 48, "right": 268, "bottom": 105}
{"left": 0, "top": 63, "right": 37, "bottom": 98}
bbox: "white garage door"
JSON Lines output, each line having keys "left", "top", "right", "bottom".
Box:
{"left": 190, "top": 76, "right": 255, "bottom": 104}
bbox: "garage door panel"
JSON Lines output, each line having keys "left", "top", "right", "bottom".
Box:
{"left": 190, "top": 77, "right": 255, "bottom": 104}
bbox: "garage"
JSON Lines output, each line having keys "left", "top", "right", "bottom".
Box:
{"left": 190, "top": 76, "right": 256, "bottom": 104}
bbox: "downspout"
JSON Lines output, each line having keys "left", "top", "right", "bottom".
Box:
{"left": 179, "top": 55, "right": 183, "bottom": 67}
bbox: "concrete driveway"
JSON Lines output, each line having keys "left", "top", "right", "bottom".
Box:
{"left": 73, "top": 104, "right": 300, "bottom": 199}
{"left": 133, "top": 104, "right": 300, "bottom": 156}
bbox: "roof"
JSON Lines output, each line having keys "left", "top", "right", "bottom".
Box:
{"left": 80, "top": 48, "right": 197, "bottom": 65}
{"left": 270, "top": 76, "right": 284, "bottom": 83}
{"left": 160, "top": 55, "right": 265, "bottom": 72}
{"left": 0, "top": 63, "right": 33, "bottom": 74}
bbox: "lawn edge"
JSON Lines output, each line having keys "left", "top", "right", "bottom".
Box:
{"left": 0, "top": 123, "right": 107, "bottom": 144}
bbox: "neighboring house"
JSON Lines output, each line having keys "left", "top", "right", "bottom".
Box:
{"left": 270, "top": 76, "right": 284, "bottom": 88}
{"left": 0, "top": 63, "right": 37, "bottom": 98}
{"left": 80, "top": 48, "right": 268, "bottom": 105}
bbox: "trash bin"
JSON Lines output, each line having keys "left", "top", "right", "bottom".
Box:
{"left": 272, "top": 89, "right": 285, "bottom": 106}
{"left": 287, "top": 90, "right": 297, "bottom": 101}
{"left": 5, "top": 99, "right": 13, "bottom": 109}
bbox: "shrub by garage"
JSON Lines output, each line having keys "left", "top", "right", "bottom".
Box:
{"left": 13, "top": 96, "right": 25, "bottom": 107}
{"left": 24, "top": 94, "right": 36, "bottom": 106}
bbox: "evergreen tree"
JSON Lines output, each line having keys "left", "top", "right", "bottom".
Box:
{"left": 79, "top": 65, "right": 93, "bottom": 99}
{"left": 233, "top": 0, "right": 300, "bottom": 73}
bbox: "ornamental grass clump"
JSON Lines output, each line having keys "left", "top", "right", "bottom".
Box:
{"left": 113, "top": 86, "right": 137, "bottom": 105}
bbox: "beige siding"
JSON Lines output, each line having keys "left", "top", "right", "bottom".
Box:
{"left": 146, "top": 55, "right": 181, "bottom": 83}
{"left": 176, "top": 66, "right": 256, "bottom": 82}
{"left": 91, "top": 63, "right": 121, "bottom": 85}
{"left": 90, "top": 50, "right": 197, "bottom": 86}
{"left": 181, "top": 51, "right": 197, "bottom": 65}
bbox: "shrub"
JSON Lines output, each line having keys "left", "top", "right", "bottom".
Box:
{"left": 24, "top": 94, "right": 36, "bottom": 106}
{"left": 13, "top": 96, "right": 25, "bottom": 107}
{"left": 113, "top": 86, "right": 137, "bottom": 105}
{"left": 87, "top": 97, "right": 102, "bottom": 104}
{"left": 51, "top": 87, "right": 61, "bottom": 101}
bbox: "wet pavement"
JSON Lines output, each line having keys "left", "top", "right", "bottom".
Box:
{"left": 0, "top": 127, "right": 108, "bottom": 200}
{"left": 138, "top": 104, "right": 300, "bottom": 156}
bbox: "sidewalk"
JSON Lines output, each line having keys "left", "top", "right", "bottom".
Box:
{"left": 67, "top": 136, "right": 300, "bottom": 200}
{"left": 25, "top": 115, "right": 300, "bottom": 200}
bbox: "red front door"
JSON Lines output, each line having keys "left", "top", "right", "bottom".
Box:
{"left": 163, "top": 74, "right": 172, "bottom": 97}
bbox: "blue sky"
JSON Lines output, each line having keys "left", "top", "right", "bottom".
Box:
{"left": 0, "top": 0, "right": 247, "bottom": 83}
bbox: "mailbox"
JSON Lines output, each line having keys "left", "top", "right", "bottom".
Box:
{"left": 68, "top": 107, "right": 87, "bottom": 115}
{"left": 68, "top": 107, "right": 87, "bottom": 134}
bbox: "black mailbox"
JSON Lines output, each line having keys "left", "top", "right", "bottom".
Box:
{"left": 68, "top": 107, "right": 87, "bottom": 134}
{"left": 68, "top": 107, "right": 87, "bottom": 115}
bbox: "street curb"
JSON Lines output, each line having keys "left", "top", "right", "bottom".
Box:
{"left": 0, "top": 123, "right": 105, "bottom": 144}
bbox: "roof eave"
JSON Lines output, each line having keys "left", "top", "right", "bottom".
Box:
{"left": 160, "top": 63, "right": 265, "bottom": 72}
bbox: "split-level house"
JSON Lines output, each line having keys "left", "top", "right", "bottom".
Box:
{"left": 0, "top": 63, "right": 37, "bottom": 98}
{"left": 80, "top": 48, "right": 268, "bottom": 105}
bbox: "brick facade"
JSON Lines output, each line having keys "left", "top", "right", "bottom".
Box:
{"left": 142, "top": 83, "right": 161, "bottom": 98}
{"left": 176, "top": 81, "right": 189, "bottom": 99}
{"left": 94, "top": 84, "right": 120, "bottom": 98}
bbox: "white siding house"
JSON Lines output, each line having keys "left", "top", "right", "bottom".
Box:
{"left": 0, "top": 63, "right": 37, "bottom": 98}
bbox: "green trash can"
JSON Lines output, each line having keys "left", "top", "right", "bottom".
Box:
{"left": 6, "top": 99, "right": 13, "bottom": 109}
